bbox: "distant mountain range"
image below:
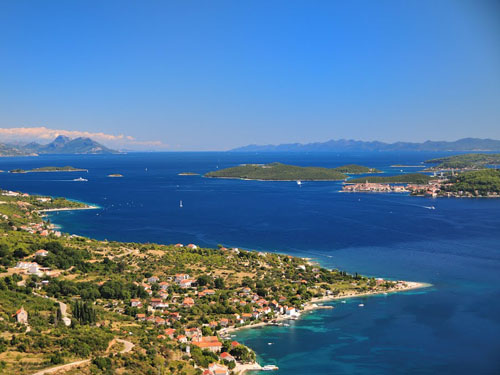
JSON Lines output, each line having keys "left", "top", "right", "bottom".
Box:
{"left": 0, "top": 135, "right": 118, "bottom": 156}
{"left": 231, "top": 138, "right": 500, "bottom": 152}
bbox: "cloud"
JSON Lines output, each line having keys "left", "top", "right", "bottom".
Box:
{"left": 0, "top": 127, "right": 166, "bottom": 149}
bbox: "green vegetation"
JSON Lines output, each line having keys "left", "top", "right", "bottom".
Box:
{"left": 205, "top": 163, "right": 380, "bottom": 181}
{"left": 332, "top": 164, "right": 381, "bottom": 174}
{"left": 9, "top": 166, "right": 87, "bottom": 173}
{"left": 205, "top": 162, "right": 347, "bottom": 180}
{"left": 425, "top": 153, "right": 500, "bottom": 170}
{"left": 348, "top": 173, "right": 432, "bottom": 184}
{"left": 441, "top": 169, "right": 500, "bottom": 196}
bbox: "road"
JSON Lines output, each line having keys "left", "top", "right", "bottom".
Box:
{"left": 31, "top": 338, "right": 134, "bottom": 375}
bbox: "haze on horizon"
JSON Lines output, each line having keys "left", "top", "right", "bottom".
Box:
{"left": 1, "top": 0, "right": 499, "bottom": 151}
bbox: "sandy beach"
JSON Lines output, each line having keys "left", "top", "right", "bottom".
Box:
{"left": 37, "top": 205, "right": 99, "bottom": 213}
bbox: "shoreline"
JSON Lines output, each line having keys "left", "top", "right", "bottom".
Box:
{"left": 224, "top": 281, "right": 430, "bottom": 335}
{"left": 226, "top": 281, "right": 431, "bottom": 374}
{"left": 37, "top": 205, "right": 100, "bottom": 213}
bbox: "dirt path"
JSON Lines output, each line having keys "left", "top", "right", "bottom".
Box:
{"left": 31, "top": 339, "right": 134, "bottom": 375}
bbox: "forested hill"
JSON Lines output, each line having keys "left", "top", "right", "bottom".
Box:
{"left": 205, "top": 163, "right": 379, "bottom": 181}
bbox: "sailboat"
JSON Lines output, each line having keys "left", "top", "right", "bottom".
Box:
{"left": 297, "top": 180, "right": 302, "bottom": 186}
{"left": 179, "top": 200, "right": 183, "bottom": 208}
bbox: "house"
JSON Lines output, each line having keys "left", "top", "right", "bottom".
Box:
{"left": 13, "top": 307, "right": 28, "bottom": 324}
{"left": 285, "top": 307, "right": 299, "bottom": 317}
{"left": 230, "top": 341, "right": 240, "bottom": 348}
{"left": 220, "top": 352, "right": 235, "bottom": 362}
{"left": 242, "top": 313, "right": 252, "bottom": 321}
{"left": 179, "top": 279, "right": 194, "bottom": 288}
{"left": 147, "top": 276, "right": 159, "bottom": 284}
{"left": 192, "top": 337, "right": 222, "bottom": 353}
{"left": 208, "top": 363, "right": 229, "bottom": 375}
{"left": 209, "top": 321, "right": 218, "bottom": 328}
{"left": 159, "top": 281, "right": 169, "bottom": 290}
{"left": 164, "top": 328, "right": 176, "bottom": 339}
{"left": 130, "top": 299, "right": 142, "bottom": 308}
{"left": 174, "top": 243, "right": 184, "bottom": 247}
{"left": 170, "top": 312, "right": 181, "bottom": 321}
{"left": 219, "top": 318, "right": 229, "bottom": 327}
{"left": 175, "top": 273, "right": 190, "bottom": 283}
{"left": 35, "top": 249, "right": 48, "bottom": 257}
{"left": 185, "top": 327, "right": 201, "bottom": 338}
{"left": 177, "top": 334, "right": 187, "bottom": 343}
{"left": 183, "top": 297, "right": 195, "bottom": 308}
{"left": 155, "top": 317, "right": 166, "bottom": 325}
{"left": 186, "top": 244, "right": 198, "bottom": 249}
{"left": 203, "top": 289, "right": 216, "bottom": 296}
{"left": 135, "top": 313, "right": 146, "bottom": 321}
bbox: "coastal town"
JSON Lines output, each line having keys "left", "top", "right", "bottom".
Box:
{"left": 342, "top": 168, "right": 500, "bottom": 198}
{"left": 0, "top": 188, "right": 426, "bottom": 375}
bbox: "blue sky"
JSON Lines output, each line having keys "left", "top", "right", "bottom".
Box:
{"left": 1, "top": 0, "right": 499, "bottom": 150}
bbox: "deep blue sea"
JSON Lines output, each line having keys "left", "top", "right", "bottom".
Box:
{"left": 1, "top": 152, "right": 499, "bottom": 375}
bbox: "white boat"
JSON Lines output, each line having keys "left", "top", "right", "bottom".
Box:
{"left": 341, "top": 300, "right": 346, "bottom": 304}
{"left": 424, "top": 206, "right": 436, "bottom": 210}
{"left": 297, "top": 180, "right": 302, "bottom": 186}
{"left": 179, "top": 200, "right": 183, "bottom": 208}
{"left": 262, "top": 365, "right": 279, "bottom": 371}
{"left": 358, "top": 303, "right": 364, "bottom": 307}
{"left": 73, "top": 177, "right": 87, "bottom": 182}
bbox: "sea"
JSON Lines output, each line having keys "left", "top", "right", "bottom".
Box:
{"left": 0, "top": 152, "right": 499, "bottom": 375}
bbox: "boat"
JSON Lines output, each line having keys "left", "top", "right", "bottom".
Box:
{"left": 297, "top": 180, "right": 302, "bottom": 186}
{"left": 358, "top": 303, "right": 364, "bottom": 307}
{"left": 424, "top": 206, "right": 436, "bottom": 210}
{"left": 179, "top": 200, "right": 183, "bottom": 208}
{"left": 341, "top": 300, "right": 346, "bottom": 304}
{"left": 262, "top": 365, "right": 279, "bottom": 371}
{"left": 73, "top": 177, "right": 87, "bottom": 182}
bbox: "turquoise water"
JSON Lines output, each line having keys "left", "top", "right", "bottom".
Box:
{"left": 0, "top": 152, "right": 499, "bottom": 374}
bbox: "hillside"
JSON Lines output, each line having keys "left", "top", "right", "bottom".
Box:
{"left": 231, "top": 138, "right": 500, "bottom": 152}
{"left": 425, "top": 153, "right": 500, "bottom": 170}
{"left": 441, "top": 169, "right": 500, "bottom": 195}
{"left": 205, "top": 162, "right": 348, "bottom": 180}
{"left": 348, "top": 173, "right": 432, "bottom": 184}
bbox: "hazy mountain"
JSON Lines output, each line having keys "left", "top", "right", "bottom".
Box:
{"left": 231, "top": 138, "right": 500, "bottom": 152}
{"left": 0, "top": 143, "right": 34, "bottom": 157}
{"left": 0, "top": 135, "right": 119, "bottom": 156}
{"left": 21, "top": 135, "right": 118, "bottom": 155}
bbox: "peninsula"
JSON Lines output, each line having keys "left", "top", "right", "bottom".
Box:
{"left": 205, "top": 162, "right": 379, "bottom": 181}
{"left": 0, "top": 188, "right": 427, "bottom": 375}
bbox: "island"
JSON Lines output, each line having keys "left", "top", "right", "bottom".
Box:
{"left": 107, "top": 174, "right": 124, "bottom": 178}
{"left": 0, "top": 187, "right": 427, "bottom": 375}
{"left": 205, "top": 162, "right": 379, "bottom": 181}
{"left": 425, "top": 153, "right": 500, "bottom": 171}
{"left": 9, "top": 166, "right": 87, "bottom": 173}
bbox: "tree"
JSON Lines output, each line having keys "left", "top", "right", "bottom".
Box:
{"left": 214, "top": 278, "right": 225, "bottom": 289}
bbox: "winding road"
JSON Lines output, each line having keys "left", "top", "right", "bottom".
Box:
{"left": 31, "top": 338, "right": 134, "bottom": 375}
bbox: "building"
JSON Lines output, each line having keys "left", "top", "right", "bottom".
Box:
{"left": 35, "top": 249, "right": 48, "bottom": 257}
{"left": 13, "top": 307, "right": 28, "bottom": 324}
